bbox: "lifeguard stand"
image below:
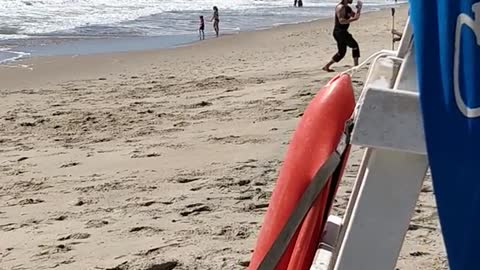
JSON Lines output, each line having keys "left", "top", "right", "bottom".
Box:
{"left": 310, "top": 17, "right": 433, "bottom": 270}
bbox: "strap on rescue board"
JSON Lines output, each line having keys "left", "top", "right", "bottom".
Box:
{"left": 257, "top": 120, "right": 354, "bottom": 270}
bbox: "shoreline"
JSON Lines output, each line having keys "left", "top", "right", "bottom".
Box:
{"left": 0, "top": 3, "right": 406, "bottom": 65}
{"left": 0, "top": 4, "right": 408, "bottom": 91}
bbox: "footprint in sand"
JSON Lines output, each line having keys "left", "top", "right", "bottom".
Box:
{"left": 130, "top": 152, "right": 161, "bottom": 159}
{"left": 36, "top": 244, "right": 72, "bottom": 257}
{"left": 107, "top": 261, "right": 178, "bottom": 270}
{"left": 0, "top": 223, "right": 18, "bottom": 232}
{"left": 207, "top": 135, "right": 269, "bottom": 145}
{"left": 128, "top": 226, "right": 163, "bottom": 236}
{"left": 175, "top": 177, "right": 201, "bottom": 184}
{"left": 243, "top": 202, "right": 269, "bottom": 212}
{"left": 60, "top": 161, "right": 80, "bottom": 168}
{"left": 58, "top": 233, "right": 91, "bottom": 241}
{"left": 15, "top": 198, "right": 45, "bottom": 206}
{"left": 179, "top": 203, "right": 212, "bottom": 217}
{"left": 188, "top": 101, "right": 212, "bottom": 109}
{"left": 85, "top": 219, "right": 109, "bottom": 228}
{"left": 173, "top": 121, "right": 191, "bottom": 128}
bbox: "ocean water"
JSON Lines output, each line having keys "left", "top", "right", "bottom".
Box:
{"left": 0, "top": 0, "right": 404, "bottom": 62}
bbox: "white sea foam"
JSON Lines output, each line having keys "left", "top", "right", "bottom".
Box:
{"left": 0, "top": 50, "right": 30, "bottom": 63}
{"left": 0, "top": 0, "right": 405, "bottom": 39}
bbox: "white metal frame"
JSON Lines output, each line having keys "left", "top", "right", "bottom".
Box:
{"left": 310, "top": 17, "right": 431, "bottom": 270}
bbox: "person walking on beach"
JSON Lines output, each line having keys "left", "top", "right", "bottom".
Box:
{"left": 199, "top": 15, "right": 205, "bottom": 40}
{"left": 294, "top": 0, "right": 303, "bottom": 7}
{"left": 322, "top": 0, "right": 363, "bottom": 72}
{"left": 211, "top": 6, "right": 220, "bottom": 37}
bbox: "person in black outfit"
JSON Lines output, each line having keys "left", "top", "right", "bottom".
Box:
{"left": 211, "top": 6, "right": 219, "bottom": 37}
{"left": 322, "top": 0, "right": 362, "bottom": 72}
{"left": 199, "top": 15, "right": 205, "bottom": 40}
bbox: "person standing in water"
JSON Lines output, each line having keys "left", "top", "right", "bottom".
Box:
{"left": 322, "top": 0, "right": 362, "bottom": 72}
{"left": 199, "top": 15, "right": 205, "bottom": 40}
{"left": 211, "top": 6, "right": 219, "bottom": 37}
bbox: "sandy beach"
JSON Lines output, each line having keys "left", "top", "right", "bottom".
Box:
{"left": 0, "top": 5, "right": 448, "bottom": 270}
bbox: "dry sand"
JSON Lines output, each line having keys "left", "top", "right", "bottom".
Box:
{"left": 0, "top": 5, "right": 448, "bottom": 270}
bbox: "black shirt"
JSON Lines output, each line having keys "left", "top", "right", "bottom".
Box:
{"left": 334, "top": 4, "right": 353, "bottom": 31}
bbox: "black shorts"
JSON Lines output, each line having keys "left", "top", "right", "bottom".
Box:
{"left": 332, "top": 30, "right": 360, "bottom": 62}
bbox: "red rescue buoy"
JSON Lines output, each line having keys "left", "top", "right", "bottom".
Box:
{"left": 248, "top": 74, "right": 355, "bottom": 270}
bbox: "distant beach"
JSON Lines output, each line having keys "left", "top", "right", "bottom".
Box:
{"left": 0, "top": 0, "right": 405, "bottom": 63}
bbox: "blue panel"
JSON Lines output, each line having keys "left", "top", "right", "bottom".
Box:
{"left": 410, "top": 1, "right": 480, "bottom": 269}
